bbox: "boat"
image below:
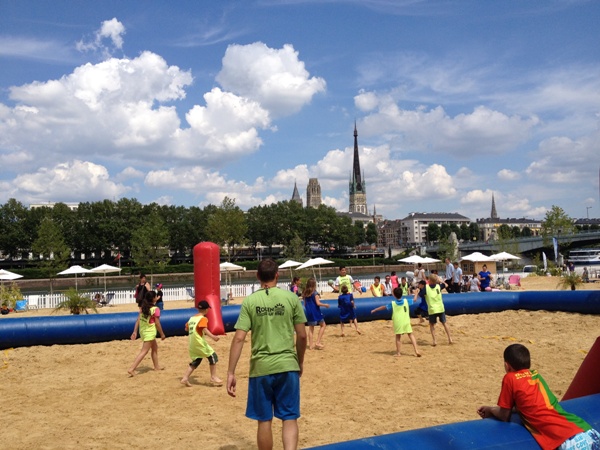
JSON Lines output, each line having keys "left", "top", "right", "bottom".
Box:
{"left": 568, "top": 248, "right": 600, "bottom": 265}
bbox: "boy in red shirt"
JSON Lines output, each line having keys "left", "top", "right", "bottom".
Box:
{"left": 478, "top": 344, "right": 599, "bottom": 450}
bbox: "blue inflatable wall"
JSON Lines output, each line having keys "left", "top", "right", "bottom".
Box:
{"left": 1, "top": 290, "right": 598, "bottom": 349}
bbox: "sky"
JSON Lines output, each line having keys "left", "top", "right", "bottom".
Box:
{"left": 1, "top": 0, "right": 599, "bottom": 222}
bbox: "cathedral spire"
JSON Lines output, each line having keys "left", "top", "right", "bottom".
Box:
{"left": 349, "top": 123, "right": 367, "bottom": 214}
{"left": 291, "top": 181, "right": 302, "bottom": 206}
{"left": 490, "top": 193, "right": 498, "bottom": 219}
{"left": 352, "top": 121, "right": 363, "bottom": 191}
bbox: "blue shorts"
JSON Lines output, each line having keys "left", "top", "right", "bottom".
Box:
{"left": 429, "top": 312, "right": 447, "bottom": 324}
{"left": 246, "top": 372, "right": 300, "bottom": 421}
{"left": 307, "top": 319, "right": 324, "bottom": 326}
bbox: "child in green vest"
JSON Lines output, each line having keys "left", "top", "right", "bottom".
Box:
{"left": 371, "top": 287, "right": 421, "bottom": 357}
{"left": 425, "top": 274, "right": 453, "bottom": 346}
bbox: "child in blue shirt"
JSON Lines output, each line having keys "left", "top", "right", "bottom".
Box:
{"left": 337, "top": 285, "right": 361, "bottom": 336}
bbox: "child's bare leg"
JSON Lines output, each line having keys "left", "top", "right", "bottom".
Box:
{"left": 308, "top": 325, "right": 315, "bottom": 349}
{"left": 442, "top": 322, "right": 453, "bottom": 344}
{"left": 409, "top": 333, "right": 421, "bottom": 356}
{"left": 209, "top": 364, "right": 223, "bottom": 384}
{"left": 353, "top": 319, "right": 362, "bottom": 334}
{"left": 150, "top": 341, "right": 163, "bottom": 370}
{"left": 128, "top": 341, "right": 152, "bottom": 376}
{"left": 395, "top": 334, "right": 402, "bottom": 356}
{"left": 315, "top": 322, "right": 326, "bottom": 348}
{"left": 340, "top": 322, "right": 345, "bottom": 337}
{"left": 430, "top": 323, "right": 437, "bottom": 346}
{"left": 181, "top": 364, "right": 195, "bottom": 386}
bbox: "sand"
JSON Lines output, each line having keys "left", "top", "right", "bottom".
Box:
{"left": 1, "top": 276, "right": 599, "bottom": 449}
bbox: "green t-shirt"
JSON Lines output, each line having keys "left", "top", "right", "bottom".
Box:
{"left": 235, "top": 286, "right": 307, "bottom": 378}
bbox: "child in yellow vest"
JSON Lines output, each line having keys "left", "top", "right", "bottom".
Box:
{"left": 371, "top": 287, "right": 421, "bottom": 357}
{"left": 128, "top": 291, "right": 166, "bottom": 376}
{"left": 425, "top": 274, "right": 453, "bottom": 346}
{"left": 181, "top": 300, "right": 222, "bottom": 386}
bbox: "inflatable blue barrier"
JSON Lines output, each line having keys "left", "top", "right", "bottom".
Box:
{"left": 307, "top": 393, "right": 600, "bottom": 449}
{"left": 0, "top": 290, "right": 599, "bottom": 349}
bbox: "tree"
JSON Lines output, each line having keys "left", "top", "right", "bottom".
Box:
{"left": 459, "top": 223, "right": 470, "bottom": 241}
{"left": 497, "top": 224, "right": 512, "bottom": 240}
{"left": 468, "top": 223, "right": 480, "bottom": 241}
{"left": 284, "top": 233, "right": 307, "bottom": 261}
{"left": 353, "top": 222, "right": 366, "bottom": 245}
{"left": 541, "top": 205, "right": 575, "bottom": 245}
{"left": 205, "top": 197, "right": 248, "bottom": 260}
{"left": 32, "top": 217, "right": 71, "bottom": 294}
{"left": 427, "top": 223, "right": 441, "bottom": 243}
{"left": 130, "top": 213, "right": 171, "bottom": 283}
{"left": 365, "top": 222, "right": 378, "bottom": 244}
{"left": 440, "top": 223, "right": 452, "bottom": 239}
{"left": 0, "top": 199, "right": 31, "bottom": 258}
{"left": 521, "top": 226, "right": 533, "bottom": 237}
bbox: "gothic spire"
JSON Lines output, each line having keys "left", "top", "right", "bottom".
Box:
{"left": 352, "top": 121, "right": 363, "bottom": 192}
{"left": 291, "top": 181, "right": 302, "bottom": 206}
{"left": 491, "top": 193, "right": 498, "bottom": 219}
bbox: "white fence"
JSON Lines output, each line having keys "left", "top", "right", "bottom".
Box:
{"left": 22, "top": 280, "right": 333, "bottom": 310}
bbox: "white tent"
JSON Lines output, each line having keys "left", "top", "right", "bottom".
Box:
{"left": 490, "top": 252, "right": 521, "bottom": 273}
{"left": 220, "top": 262, "right": 245, "bottom": 299}
{"left": 57, "top": 265, "right": 91, "bottom": 290}
{"left": 461, "top": 252, "right": 494, "bottom": 262}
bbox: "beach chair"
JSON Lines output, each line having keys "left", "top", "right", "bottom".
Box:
{"left": 100, "top": 293, "right": 115, "bottom": 307}
{"left": 186, "top": 287, "right": 195, "bottom": 301}
{"left": 14, "top": 300, "right": 28, "bottom": 312}
{"left": 508, "top": 274, "right": 521, "bottom": 289}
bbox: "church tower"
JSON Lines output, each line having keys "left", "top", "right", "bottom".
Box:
{"left": 490, "top": 193, "right": 498, "bottom": 219}
{"left": 349, "top": 123, "right": 367, "bottom": 214}
{"left": 291, "top": 181, "right": 302, "bottom": 206}
{"left": 306, "top": 178, "right": 322, "bottom": 208}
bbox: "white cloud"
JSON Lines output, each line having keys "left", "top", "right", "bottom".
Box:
{"left": 216, "top": 42, "right": 326, "bottom": 118}
{"left": 497, "top": 169, "right": 521, "bottom": 181}
{"left": 10, "top": 160, "right": 128, "bottom": 202}
{"left": 76, "top": 18, "right": 126, "bottom": 56}
{"left": 354, "top": 90, "right": 379, "bottom": 112}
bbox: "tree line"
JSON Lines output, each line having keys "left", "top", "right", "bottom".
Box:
{"left": 0, "top": 197, "right": 379, "bottom": 270}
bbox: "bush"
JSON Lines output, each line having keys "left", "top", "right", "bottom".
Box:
{"left": 53, "top": 288, "right": 98, "bottom": 315}
{"left": 0, "top": 283, "right": 23, "bottom": 309}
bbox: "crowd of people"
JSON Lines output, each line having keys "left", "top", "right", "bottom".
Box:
{"left": 124, "top": 262, "right": 598, "bottom": 450}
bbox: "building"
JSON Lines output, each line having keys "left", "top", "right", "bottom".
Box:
{"left": 400, "top": 212, "right": 471, "bottom": 245}
{"left": 291, "top": 182, "right": 302, "bottom": 206}
{"left": 349, "top": 123, "right": 367, "bottom": 215}
{"left": 29, "top": 202, "right": 79, "bottom": 211}
{"left": 306, "top": 178, "right": 322, "bottom": 208}
{"left": 377, "top": 219, "right": 403, "bottom": 249}
{"left": 476, "top": 195, "right": 541, "bottom": 241}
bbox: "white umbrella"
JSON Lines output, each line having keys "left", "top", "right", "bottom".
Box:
{"left": 90, "top": 264, "right": 122, "bottom": 293}
{"left": 279, "top": 260, "right": 303, "bottom": 269}
{"left": 398, "top": 255, "right": 426, "bottom": 264}
{"left": 490, "top": 252, "right": 521, "bottom": 273}
{"left": 57, "top": 265, "right": 91, "bottom": 290}
{"left": 220, "top": 262, "right": 245, "bottom": 299}
{"left": 0, "top": 269, "right": 23, "bottom": 282}
{"left": 296, "top": 257, "right": 334, "bottom": 285}
{"left": 461, "top": 252, "right": 494, "bottom": 262}
{"left": 420, "top": 257, "right": 441, "bottom": 264}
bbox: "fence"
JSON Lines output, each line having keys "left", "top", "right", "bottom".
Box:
{"left": 22, "top": 280, "right": 334, "bottom": 310}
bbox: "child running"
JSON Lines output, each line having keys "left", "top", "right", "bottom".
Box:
{"left": 302, "top": 278, "right": 330, "bottom": 350}
{"left": 128, "top": 291, "right": 166, "bottom": 376}
{"left": 412, "top": 280, "right": 429, "bottom": 325}
{"left": 424, "top": 274, "right": 453, "bottom": 346}
{"left": 181, "top": 300, "right": 223, "bottom": 387}
{"left": 371, "top": 287, "right": 421, "bottom": 357}
{"left": 337, "top": 284, "right": 361, "bottom": 336}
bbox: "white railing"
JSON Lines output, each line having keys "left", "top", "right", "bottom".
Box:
{"left": 22, "top": 280, "right": 334, "bottom": 310}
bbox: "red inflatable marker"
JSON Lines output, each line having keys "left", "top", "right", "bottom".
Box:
{"left": 562, "top": 336, "right": 600, "bottom": 400}
{"left": 193, "top": 242, "right": 225, "bottom": 335}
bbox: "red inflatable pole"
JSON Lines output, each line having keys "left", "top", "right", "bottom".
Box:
{"left": 562, "top": 336, "right": 600, "bottom": 400}
{"left": 193, "top": 242, "right": 225, "bottom": 335}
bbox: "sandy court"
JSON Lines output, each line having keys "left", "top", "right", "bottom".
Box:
{"left": 1, "top": 277, "right": 599, "bottom": 449}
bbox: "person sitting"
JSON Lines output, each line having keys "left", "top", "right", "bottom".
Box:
{"left": 1, "top": 303, "right": 10, "bottom": 315}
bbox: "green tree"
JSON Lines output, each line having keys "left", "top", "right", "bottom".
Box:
{"left": 440, "top": 223, "right": 452, "bottom": 239}
{"left": 365, "top": 222, "right": 378, "bottom": 244}
{"left": 497, "top": 224, "right": 513, "bottom": 240}
{"left": 0, "top": 199, "right": 31, "bottom": 258}
{"left": 427, "top": 223, "right": 441, "bottom": 243}
{"left": 541, "top": 205, "right": 575, "bottom": 245}
{"left": 468, "top": 223, "right": 480, "bottom": 241}
{"left": 521, "top": 226, "right": 533, "bottom": 237}
{"left": 130, "top": 213, "right": 171, "bottom": 283}
{"left": 353, "top": 222, "right": 366, "bottom": 245}
{"left": 32, "top": 217, "right": 71, "bottom": 293}
{"left": 511, "top": 226, "right": 521, "bottom": 238}
{"left": 459, "top": 223, "right": 470, "bottom": 241}
{"left": 284, "top": 233, "right": 308, "bottom": 261}
{"left": 437, "top": 236, "right": 457, "bottom": 262}
{"left": 205, "top": 197, "right": 248, "bottom": 260}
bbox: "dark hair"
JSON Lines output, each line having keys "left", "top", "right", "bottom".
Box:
{"left": 292, "top": 276, "right": 300, "bottom": 283}
{"left": 374, "top": 276, "right": 380, "bottom": 282}
{"left": 392, "top": 287, "right": 404, "bottom": 298}
{"left": 504, "top": 344, "right": 530, "bottom": 370}
{"left": 141, "top": 291, "right": 157, "bottom": 317}
{"left": 418, "top": 280, "right": 426, "bottom": 286}
{"left": 139, "top": 273, "right": 146, "bottom": 279}
{"left": 257, "top": 259, "right": 278, "bottom": 282}
{"left": 339, "top": 265, "right": 346, "bottom": 271}
{"left": 391, "top": 271, "right": 396, "bottom": 276}
{"left": 341, "top": 284, "right": 349, "bottom": 294}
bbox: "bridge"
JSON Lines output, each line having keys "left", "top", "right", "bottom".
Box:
{"left": 426, "top": 230, "right": 600, "bottom": 256}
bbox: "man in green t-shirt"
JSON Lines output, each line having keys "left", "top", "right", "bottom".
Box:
{"left": 227, "top": 259, "right": 307, "bottom": 450}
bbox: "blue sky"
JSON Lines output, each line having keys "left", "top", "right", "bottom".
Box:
{"left": 1, "top": 0, "right": 599, "bottom": 221}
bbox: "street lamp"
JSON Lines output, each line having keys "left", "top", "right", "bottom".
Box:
{"left": 586, "top": 206, "right": 592, "bottom": 219}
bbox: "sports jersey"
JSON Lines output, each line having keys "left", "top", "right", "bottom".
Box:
{"left": 139, "top": 306, "right": 160, "bottom": 341}
{"left": 387, "top": 298, "right": 412, "bottom": 335}
{"left": 498, "top": 369, "right": 592, "bottom": 450}
{"left": 370, "top": 283, "right": 383, "bottom": 297}
{"left": 425, "top": 283, "right": 445, "bottom": 315}
{"left": 335, "top": 275, "right": 354, "bottom": 291}
{"left": 186, "top": 313, "right": 215, "bottom": 360}
{"left": 235, "top": 287, "right": 306, "bottom": 378}
{"left": 338, "top": 293, "right": 356, "bottom": 321}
